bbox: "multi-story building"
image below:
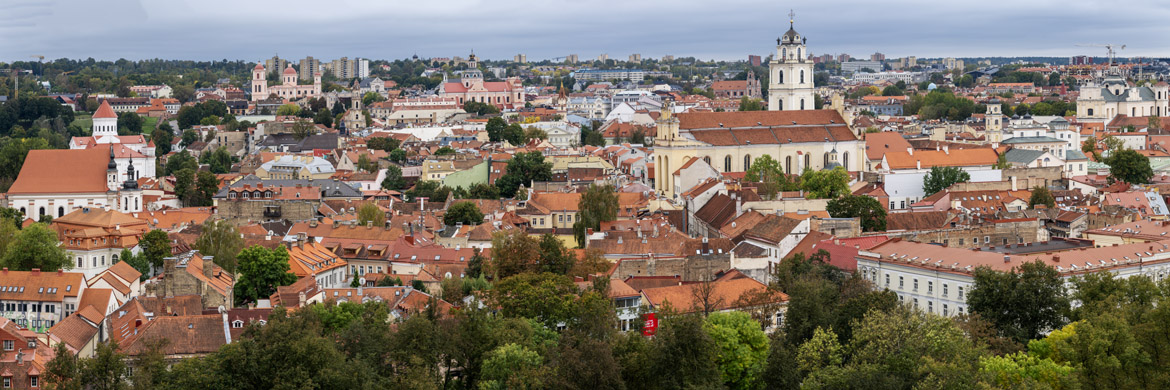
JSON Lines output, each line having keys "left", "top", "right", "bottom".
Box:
{"left": 514, "top": 54, "right": 526, "bottom": 63}
{"left": 850, "top": 71, "right": 926, "bottom": 84}
{"left": 748, "top": 55, "right": 762, "bottom": 67}
{"left": 299, "top": 56, "right": 321, "bottom": 81}
{"left": 629, "top": 54, "right": 641, "bottom": 63}
{"left": 711, "top": 71, "right": 762, "bottom": 100}
{"left": 0, "top": 269, "right": 86, "bottom": 330}
{"left": 6, "top": 146, "right": 143, "bottom": 219}
{"left": 571, "top": 69, "right": 646, "bottom": 82}
{"left": 1076, "top": 71, "right": 1170, "bottom": 121}
{"left": 51, "top": 208, "right": 148, "bottom": 279}
{"left": 841, "top": 60, "right": 882, "bottom": 74}
{"left": 871, "top": 52, "right": 886, "bottom": 62}
{"left": 285, "top": 238, "right": 350, "bottom": 289}
{"left": 255, "top": 155, "right": 336, "bottom": 180}
{"left": 856, "top": 238, "right": 1170, "bottom": 317}
{"left": 264, "top": 56, "right": 288, "bottom": 76}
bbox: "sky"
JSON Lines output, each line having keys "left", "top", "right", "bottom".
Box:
{"left": 3, "top": 0, "right": 1170, "bottom": 63}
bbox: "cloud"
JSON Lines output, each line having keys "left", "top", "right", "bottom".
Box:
{"left": 3, "top": 0, "right": 1169, "bottom": 62}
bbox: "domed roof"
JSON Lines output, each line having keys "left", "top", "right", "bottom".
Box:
{"left": 253, "top": 63, "right": 264, "bottom": 71}
{"left": 783, "top": 26, "right": 799, "bottom": 41}
{"left": 927, "top": 83, "right": 938, "bottom": 90}
{"left": 282, "top": 66, "right": 297, "bottom": 75}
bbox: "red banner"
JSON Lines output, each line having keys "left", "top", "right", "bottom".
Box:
{"left": 641, "top": 312, "right": 658, "bottom": 336}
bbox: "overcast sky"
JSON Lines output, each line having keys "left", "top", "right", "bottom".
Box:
{"left": 3, "top": 0, "right": 1169, "bottom": 63}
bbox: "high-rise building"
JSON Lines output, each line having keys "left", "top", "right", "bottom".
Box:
{"left": 871, "top": 52, "right": 886, "bottom": 62}
{"left": 514, "top": 54, "right": 527, "bottom": 63}
{"left": 264, "top": 56, "right": 287, "bottom": 76}
{"left": 565, "top": 54, "right": 579, "bottom": 64}
{"left": 908, "top": 56, "right": 918, "bottom": 67}
{"left": 299, "top": 56, "right": 320, "bottom": 81}
{"left": 748, "top": 55, "right": 762, "bottom": 67}
{"left": 1070, "top": 55, "right": 1092, "bottom": 65}
{"left": 598, "top": 54, "right": 609, "bottom": 62}
{"left": 661, "top": 55, "right": 674, "bottom": 62}
{"left": 357, "top": 58, "right": 369, "bottom": 79}
{"left": 325, "top": 57, "right": 368, "bottom": 80}
{"left": 836, "top": 54, "right": 851, "bottom": 63}
{"left": 629, "top": 54, "right": 642, "bottom": 63}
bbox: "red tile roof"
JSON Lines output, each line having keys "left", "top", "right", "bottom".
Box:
{"left": 93, "top": 100, "right": 117, "bottom": 119}
{"left": 8, "top": 147, "right": 111, "bottom": 194}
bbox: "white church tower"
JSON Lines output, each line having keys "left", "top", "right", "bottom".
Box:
{"left": 92, "top": 100, "right": 118, "bottom": 137}
{"left": 768, "top": 11, "right": 816, "bottom": 111}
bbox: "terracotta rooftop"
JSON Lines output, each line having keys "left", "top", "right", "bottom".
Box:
{"left": 8, "top": 147, "right": 111, "bottom": 194}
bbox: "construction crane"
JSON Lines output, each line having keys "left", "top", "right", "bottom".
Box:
{"left": 1075, "top": 43, "right": 1126, "bottom": 66}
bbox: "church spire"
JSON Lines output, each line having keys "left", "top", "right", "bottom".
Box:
{"left": 789, "top": 9, "right": 795, "bottom": 28}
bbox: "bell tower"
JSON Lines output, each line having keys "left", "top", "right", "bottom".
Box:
{"left": 986, "top": 99, "right": 1004, "bottom": 143}
{"left": 768, "top": 10, "right": 816, "bottom": 111}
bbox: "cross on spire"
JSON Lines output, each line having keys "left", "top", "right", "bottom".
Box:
{"left": 788, "top": 9, "right": 795, "bottom": 27}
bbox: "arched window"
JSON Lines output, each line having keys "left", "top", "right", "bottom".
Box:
{"left": 800, "top": 70, "right": 805, "bottom": 84}
{"left": 77, "top": 258, "right": 83, "bottom": 268}
{"left": 777, "top": 99, "right": 783, "bottom": 111}
{"left": 112, "top": 254, "right": 118, "bottom": 263}
{"left": 782, "top": 48, "right": 787, "bottom": 59}
{"left": 786, "top": 156, "right": 793, "bottom": 174}
{"left": 724, "top": 155, "right": 732, "bottom": 173}
{"left": 57, "top": 207, "right": 64, "bottom": 217}
{"left": 778, "top": 70, "right": 784, "bottom": 84}
{"left": 19, "top": 208, "right": 25, "bottom": 216}
{"left": 38, "top": 207, "right": 45, "bottom": 217}
{"left": 703, "top": 156, "right": 711, "bottom": 165}
{"left": 804, "top": 153, "right": 811, "bottom": 170}
{"left": 842, "top": 152, "right": 849, "bottom": 169}
{"left": 744, "top": 155, "right": 752, "bottom": 171}
{"left": 800, "top": 99, "right": 806, "bottom": 110}
{"left": 824, "top": 153, "right": 830, "bottom": 168}
{"left": 797, "top": 48, "right": 802, "bottom": 59}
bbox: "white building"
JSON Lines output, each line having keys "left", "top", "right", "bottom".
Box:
{"left": 857, "top": 238, "right": 1170, "bottom": 317}
{"left": 767, "top": 17, "right": 816, "bottom": 111}
{"left": 6, "top": 146, "right": 144, "bottom": 219}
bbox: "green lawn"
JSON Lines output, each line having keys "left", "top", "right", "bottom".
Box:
{"left": 69, "top": 113, "right": 158, "bottom": 135}
{"left": 71, "top": 114, "right": 92, "bottom": 132}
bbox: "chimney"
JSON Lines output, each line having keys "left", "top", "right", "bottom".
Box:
{"left": 907, "top": 147, "right": 914, "bottom": 156}
{"left": 735, "top": 193, "right": 743, "bottom": 218}
{"left": 916, "top": 160, "right": 921, "bottom": 169}
{"left": 298, "top": 291, "right": 306, "bottom": 307}
{"left": 943, "top": 145, "right": 949, "bottom": 154}
{"left": 1010, "top": 176, "right": 1017, "bottom": 191}
{"left": 203, "top": 256, "right": 215, "bottom": 279}
{"left": 1053, "top": 255, "right": 1060, "bottom": 262}
{"left": 1004, "top": 255, "right": 1011, "bottom": 263}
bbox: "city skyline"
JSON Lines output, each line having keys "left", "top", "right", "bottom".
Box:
{"left": 3, "top": 0, "right": 1169, "bottom": 63}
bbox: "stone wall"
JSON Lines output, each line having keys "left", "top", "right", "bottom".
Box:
{"left": 883, "top": 218, "right": 1044, "bottom": 249}
{"left": 611, "top": 253, "right": 731, "bottom": 282}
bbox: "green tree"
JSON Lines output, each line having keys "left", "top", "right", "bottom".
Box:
{"left": 163, "top": 150, "right": 197, "bottom": 176}
{"left": 922, "top": 166, "right": 971, "bottom": 197}
{"left": 117, "top": 112, "right": 144, "bottom": 135}
{"left": 151, "top": 126, "right": 173, "bottom": 156}
{"left": 367, "top": 137, "right": 401, "bottom": 152}
{"left": 194, "top": 170, "right": 220, "bottom": 207}
{"left": 291, "top": 119, "right": 316, "bottom": 141}
{"left": 979, "top": 351, "right": 1078, "bottom": 390}
{"left": 1101, "top": 135, "right": 1125, "bottom": 151}
{"left": 233, "top": 245, "right": 297, "bottom": 306}
{"left": 538, "top": 233, "right": 575, "bottom": 275}
{"left": 651, "top": 314, "right": 725, "bottom": 389}
{"left": 881, "top": 85, "right": 904, "bottom": 96}
{"left": 705, "top": 311, "right": 770, "bottom": 390}
{"left": 0, "top": 223, "right": 71, "bottom": 271}
{"left": 380, "top": 165, "right": 405, "bottom": 190}
{"left": 799, "top": 166, "right": 850, "bottom": 199}
{"left": 496, "top": 151, "right": 552, "bottom": 198}
{"left": 404, "top": 180, "right": 452, "bottom": 202}
{"left": 502, "top": 123, "right": 525, "bottom": 145}
{"left": 434, "top": 146, "right": 456, "bottom": 156}
{"left": 826, "top": 195, "right": 887, "bottom": 232}
{"left": 490, "top": 272, "right": 580, "bottom": 329}
{"left": 44, "top": 343, "right": 83, "bottom": 390}
{"left": 81, "top": 341, "right": 127, "bottom": 390}
{"left": 355, "top": 154, "right": 378, "bottom": 173}
{"left": 179, "top": 129, "right": 199, "bottom": 147}
{"left": 744, "top": 154, "right": 796, "bottom": 199}
{"left": 467, "top": 183, "right": 500, "bottom": 199}
{"left": 1029, "top": 186, "right": 1056, "bottom": 209}
{"left": 389, "top": 149, "right": 407, "bottom": 163}
{"left": 444, "top": 201, "right": 484, "bottom": 226}
{"left": 357, "top": 203, "right": 385, "bottom": 227}
{"left": 1105, "top": 148, "right": 1153, "bottom": 185}
{"left": 313, "top": 108, "right": 334, "bottom": 128}
{"left": 362, "top": 91, "right": 385, "bottom": 106}
{"left": 479, "top": 343, "right": 547, "bottom": 390}
{"left": 139, "top": 229, "right": 171, "bottom": 270}
{"left": 739, "top": 97, "right": 765, "bottom": 111}
{"left": 193, "top": 219, "right": 244, "bottom": 274}
{"left": 573, "top": 184, "right": 618, "bottom": 247}
{"left": 968, "top": 260, "right": 1070, "bottom": 344}
{"left": 797, "top": 327, "right": 844, "bottom": 374}
{"left": 486, "top": 117, "right": 508, "bottom": 142}
{"left": 489, "top": 230, "right": 541, "bottom": 278}
{"left": 201, "top": 146, "right": 233, "bottom": 174}
{"left": 276, "top": 104, "right": 301, "bottom": 116}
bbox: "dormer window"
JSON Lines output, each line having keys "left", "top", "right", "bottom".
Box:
{"left": 232, "top": 320, "right": 244, "bottom": 328}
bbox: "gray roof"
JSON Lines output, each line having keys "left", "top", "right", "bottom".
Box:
{"left": 213, "top": 175, "right": 363, "bottom": 199}
{"left": 1101, "top": 85, "right": 1155, "bottom": 103}
{"left": 1063, "top": 149, "right": 1088, "bottom": 161}
{"left": 1002, "top": 136, "right": 1064, "bottom": 144}
{"left": 1003, "top": 148, "right": 1045, "bottom": 164}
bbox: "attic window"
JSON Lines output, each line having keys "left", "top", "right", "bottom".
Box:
{"left": 66, "top": 285, "right": 71, "bottom": 292}
{"left": 38, "top": 287, "right": 43, "bottom": 294}
{"left": 232, "top": 320, "right": 244, "bottom": 328}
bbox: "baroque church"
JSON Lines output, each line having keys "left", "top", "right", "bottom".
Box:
{"left": 652, "top": 17, "right": 864, "bottom": 199}
{"left": 1076, "top": 66, "right": 1170, "bottom": 122}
